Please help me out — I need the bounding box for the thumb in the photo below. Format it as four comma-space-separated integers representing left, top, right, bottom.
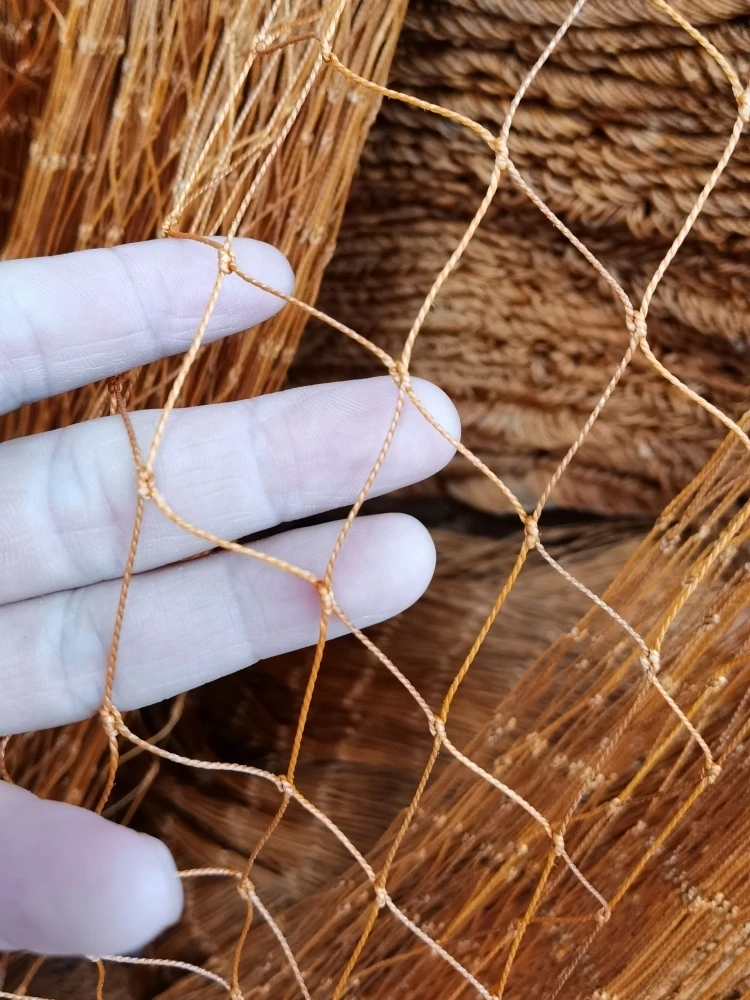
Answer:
0, 782, 183, 956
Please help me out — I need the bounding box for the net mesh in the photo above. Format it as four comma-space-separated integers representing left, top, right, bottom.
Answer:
2, 0, 750, 998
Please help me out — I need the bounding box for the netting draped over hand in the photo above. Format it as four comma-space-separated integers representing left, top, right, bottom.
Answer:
2, 1, 749, 998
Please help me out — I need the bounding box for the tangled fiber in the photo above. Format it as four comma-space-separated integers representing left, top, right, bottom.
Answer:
293, 0, 750, 516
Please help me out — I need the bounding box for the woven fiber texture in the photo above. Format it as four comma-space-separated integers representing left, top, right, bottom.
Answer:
292, 0, 750, 516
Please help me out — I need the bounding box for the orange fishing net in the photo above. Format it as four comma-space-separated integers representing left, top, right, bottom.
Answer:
2, 1, 750, 999
295, 0, 750, 518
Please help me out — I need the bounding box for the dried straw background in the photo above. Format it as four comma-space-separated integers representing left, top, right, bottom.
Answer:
293, 0, 750, 517
2, 1, 750, 998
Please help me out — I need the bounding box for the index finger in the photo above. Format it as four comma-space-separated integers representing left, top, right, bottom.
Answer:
0, 237, 294, 416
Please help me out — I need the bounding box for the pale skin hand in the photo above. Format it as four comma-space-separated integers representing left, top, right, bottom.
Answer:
0, 238, 460, 958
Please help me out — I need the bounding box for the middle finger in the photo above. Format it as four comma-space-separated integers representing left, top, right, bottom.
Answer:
0, 377, 458, 604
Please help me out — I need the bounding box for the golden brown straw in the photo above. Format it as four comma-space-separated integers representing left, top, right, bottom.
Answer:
2, 0, 750, 998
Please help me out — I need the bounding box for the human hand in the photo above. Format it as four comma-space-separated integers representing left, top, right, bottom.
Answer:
0, 238, 459, 958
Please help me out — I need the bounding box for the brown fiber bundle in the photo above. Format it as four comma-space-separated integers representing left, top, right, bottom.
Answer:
293, 0, 750, 516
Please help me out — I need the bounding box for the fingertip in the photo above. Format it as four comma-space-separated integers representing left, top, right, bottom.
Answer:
124, 833, 184, 953
83, 827, 184, 956
390, 512, 438, 609
157, 234, 295, 341
385, 509, 437, 586
216, 236, 295, 329
0, 783, 183, 957
409, 376, 462, 448
333, 512, 437, 626
230, 236, 295, 298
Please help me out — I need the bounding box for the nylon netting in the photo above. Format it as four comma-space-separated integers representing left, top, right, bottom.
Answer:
2, 0, 750, 998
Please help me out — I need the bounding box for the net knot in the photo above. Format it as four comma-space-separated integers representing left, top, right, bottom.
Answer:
237, 876, 254, 901
315, 580, 334, 615
319, 39, 333, 62
432, 716, 447, 743
524, 518, 540, 549
137, 467, 156, 499
631, 310, 648, 344
488, 135, 510, 170
388, 358, 411, 391
607, 796, 623, 816
229, 988, 245, 1000
705, 760, 721, 785
596, 906, 612, 927
99, 704, 122, 740
552, 833, 565, 857
277, 774, 294, 797
218, 246, 236, 275
738, 89, 750, 124
640, 649, 660, 680
374, 885, 388, 909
